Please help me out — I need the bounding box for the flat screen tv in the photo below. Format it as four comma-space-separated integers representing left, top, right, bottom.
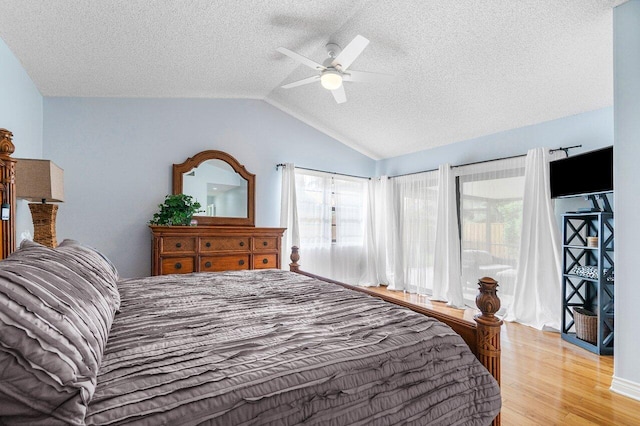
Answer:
549, 146, 613, 199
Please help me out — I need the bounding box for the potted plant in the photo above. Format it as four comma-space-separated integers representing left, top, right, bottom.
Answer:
149, 194, 203, 226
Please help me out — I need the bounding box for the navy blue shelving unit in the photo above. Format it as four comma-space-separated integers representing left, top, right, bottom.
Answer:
560, 209, 614, 355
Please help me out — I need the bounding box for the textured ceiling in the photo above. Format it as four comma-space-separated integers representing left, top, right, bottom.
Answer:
0, 1, 626, 159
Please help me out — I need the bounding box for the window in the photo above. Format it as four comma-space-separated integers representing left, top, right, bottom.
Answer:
457, 160, 526, 301
382, 172, 439, 294
293, 169, 370, 284
295, 171, 366, 247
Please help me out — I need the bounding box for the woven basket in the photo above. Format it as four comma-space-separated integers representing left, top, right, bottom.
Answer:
574, 308, 597, 344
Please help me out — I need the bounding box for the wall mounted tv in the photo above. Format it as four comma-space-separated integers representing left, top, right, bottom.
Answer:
550, 146, 613, 199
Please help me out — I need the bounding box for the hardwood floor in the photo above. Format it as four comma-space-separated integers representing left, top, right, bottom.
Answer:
500, 322, 640, 425
368, 287, 640, 425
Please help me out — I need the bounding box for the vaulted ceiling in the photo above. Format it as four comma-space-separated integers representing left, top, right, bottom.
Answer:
0, 1, 626, 159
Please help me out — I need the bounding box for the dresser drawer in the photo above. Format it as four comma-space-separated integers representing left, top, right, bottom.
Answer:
254, 237, 278, 251
162, 237, 196, 254
200, 237, 251, 252
161, 257, 195, 274
253, 254, 278, 269
200, 255, 250, 272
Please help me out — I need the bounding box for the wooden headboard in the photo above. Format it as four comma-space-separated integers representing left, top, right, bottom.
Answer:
0, 128, 17, 259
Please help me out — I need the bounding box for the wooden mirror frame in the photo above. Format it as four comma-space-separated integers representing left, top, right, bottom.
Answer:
173, 150, 255, 226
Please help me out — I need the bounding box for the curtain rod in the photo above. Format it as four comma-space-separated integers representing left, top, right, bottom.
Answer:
277, 144, 582, 180
388, 144, 581, 179
276, 164, 371, 180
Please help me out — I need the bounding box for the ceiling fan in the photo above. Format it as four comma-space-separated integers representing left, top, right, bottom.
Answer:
277, 35, 390, 104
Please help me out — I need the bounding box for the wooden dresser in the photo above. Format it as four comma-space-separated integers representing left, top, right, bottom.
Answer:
150, 226, 286, 276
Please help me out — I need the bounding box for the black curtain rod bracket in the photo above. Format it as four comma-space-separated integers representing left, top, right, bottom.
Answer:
549, 144, 582, 156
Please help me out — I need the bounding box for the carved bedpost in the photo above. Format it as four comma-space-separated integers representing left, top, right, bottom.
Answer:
474, 276, 502, 426
0, 129, 16, 258
289, 246, 300, 272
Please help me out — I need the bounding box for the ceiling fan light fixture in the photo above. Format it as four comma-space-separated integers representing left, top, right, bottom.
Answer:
320, 70, 343, 90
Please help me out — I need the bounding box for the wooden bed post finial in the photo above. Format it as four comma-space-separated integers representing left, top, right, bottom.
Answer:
476, 276, 500, 320
474, 276, 502, 426
289, 246, 300, 272
0, 129, 15, 156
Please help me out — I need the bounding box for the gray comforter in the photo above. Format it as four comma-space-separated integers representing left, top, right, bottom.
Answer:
86, 270, 500, 425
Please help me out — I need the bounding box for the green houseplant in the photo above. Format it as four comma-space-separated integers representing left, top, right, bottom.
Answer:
149, 194, 203, 226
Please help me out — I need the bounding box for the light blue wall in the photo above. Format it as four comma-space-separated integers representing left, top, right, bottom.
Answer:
0, 38, 43, 240
42, 97, 375, 277
378, 107, 614, 216
377, 107, 613, 177
613, 0, 640, 397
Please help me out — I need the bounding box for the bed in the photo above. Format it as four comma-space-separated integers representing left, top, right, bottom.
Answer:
0, 133, 502, 425
0, 239, 502, 425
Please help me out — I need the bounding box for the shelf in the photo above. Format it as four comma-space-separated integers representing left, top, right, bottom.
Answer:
563, 274, 598, 282
563, 274, 614, 284
561, 208, 614, 356
563, 211, 613, 217
561, 332, 613, 355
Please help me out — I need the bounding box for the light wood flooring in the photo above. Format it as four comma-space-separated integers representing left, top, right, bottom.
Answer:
368, 287, 640, 425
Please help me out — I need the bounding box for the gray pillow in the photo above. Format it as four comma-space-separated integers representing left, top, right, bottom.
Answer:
0, 240, 120, 424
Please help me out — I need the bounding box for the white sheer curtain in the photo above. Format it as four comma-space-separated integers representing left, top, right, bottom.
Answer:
505, 148, 564, 330
279, 163, 299, 263
432, 164, 464, 308
294, 171, 332, 276
385, 171, 439, 294
288, 169, 374, 285
360, 180, 379, 286
456, 156, 526, 307
373, 177, 393, 285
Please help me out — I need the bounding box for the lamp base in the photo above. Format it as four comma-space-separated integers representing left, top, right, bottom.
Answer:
28, 203, 58, 248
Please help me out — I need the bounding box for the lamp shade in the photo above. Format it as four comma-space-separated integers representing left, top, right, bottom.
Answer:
15, 159, 64, 203
320, 70, 343, 90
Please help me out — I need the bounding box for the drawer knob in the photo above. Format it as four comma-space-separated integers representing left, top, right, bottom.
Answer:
239, 260, 245, 266
176, 242, 182, 248
206, 242, 211, 248
263, 241, 268, 246
205, 261, 212, 268
175, 262, 182, 270
239, 241, 245, 247
262, 258, 269, 264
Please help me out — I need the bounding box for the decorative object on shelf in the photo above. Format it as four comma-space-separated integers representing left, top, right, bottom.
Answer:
573, 308, 597, 344
15, 159, 64, 248
587, 236, 598, 247
570, 265, 614, 282
149, 194, 203, 226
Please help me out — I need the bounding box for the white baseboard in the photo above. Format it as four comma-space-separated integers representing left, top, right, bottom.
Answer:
611, 375, 640, 401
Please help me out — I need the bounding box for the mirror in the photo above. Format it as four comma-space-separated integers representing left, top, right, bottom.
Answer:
173, 150, 255, 226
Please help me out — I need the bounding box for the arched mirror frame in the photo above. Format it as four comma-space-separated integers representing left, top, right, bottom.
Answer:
173, 150, 255, 226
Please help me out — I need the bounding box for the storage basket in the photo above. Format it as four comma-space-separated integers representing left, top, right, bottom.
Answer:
574, 308, 597, 344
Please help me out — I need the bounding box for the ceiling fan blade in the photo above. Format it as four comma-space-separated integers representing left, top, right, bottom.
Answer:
277, 47, 326, 70
343, 70, 393, 83
331, 35, 369, 71
281, 75, 320, 89
331, 85, 347, 104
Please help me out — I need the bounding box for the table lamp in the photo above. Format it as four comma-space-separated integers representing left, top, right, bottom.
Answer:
15, 159, 64, 247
